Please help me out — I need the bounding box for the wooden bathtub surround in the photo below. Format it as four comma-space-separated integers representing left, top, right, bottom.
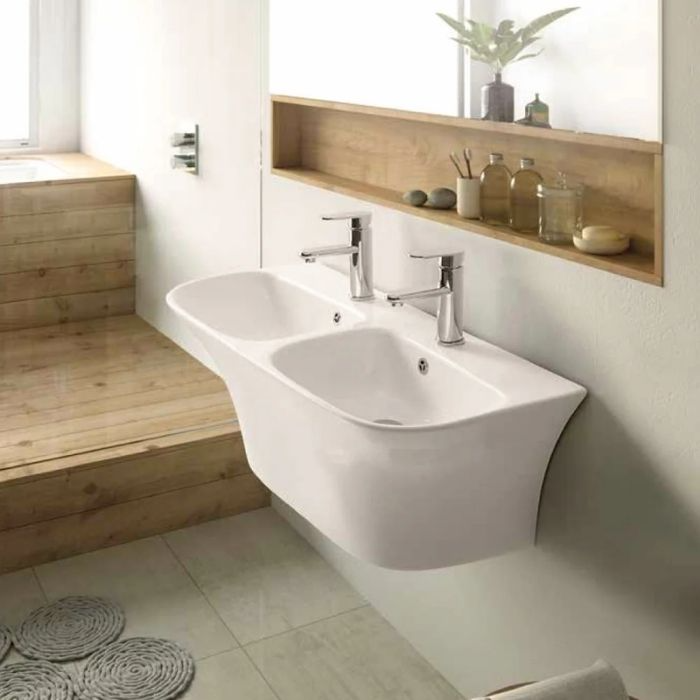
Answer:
0, 315, 270, 574
271, 96, 664, 286
0, 153, 136, 331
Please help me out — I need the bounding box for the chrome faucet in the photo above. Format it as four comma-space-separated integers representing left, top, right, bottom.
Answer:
387, 252, 465, 346
300, 212, 374, 301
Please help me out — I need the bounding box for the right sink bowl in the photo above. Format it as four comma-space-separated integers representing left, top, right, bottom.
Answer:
271, 326, 506, 428
168, 264, 586, 570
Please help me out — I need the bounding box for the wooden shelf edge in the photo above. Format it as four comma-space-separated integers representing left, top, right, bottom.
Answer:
0, 421, 241, 488
272, 167, 662, 287
271, 95, 663, 155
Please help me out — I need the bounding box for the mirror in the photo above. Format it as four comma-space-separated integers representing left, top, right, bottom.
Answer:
269, 0, 661, 141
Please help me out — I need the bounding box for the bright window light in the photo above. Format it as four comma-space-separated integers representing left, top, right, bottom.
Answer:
0, 0, 35, 145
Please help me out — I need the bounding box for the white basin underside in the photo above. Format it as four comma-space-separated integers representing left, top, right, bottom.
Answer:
168, 264, 585, 570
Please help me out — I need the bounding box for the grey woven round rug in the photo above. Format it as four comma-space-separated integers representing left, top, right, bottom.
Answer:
0, 623, 11, 663
0, 660, 74, 700
14, 596, 125, 662
77, 637, 195, 700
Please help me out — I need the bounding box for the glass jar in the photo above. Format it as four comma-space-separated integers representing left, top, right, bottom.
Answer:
510, 158, 543, 233
480, 153, 512, 226
537, 173, 584, 244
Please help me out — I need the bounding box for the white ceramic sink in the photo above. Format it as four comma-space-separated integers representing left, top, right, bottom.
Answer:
169, 270, 363, 341
168, 264, 586, 570
271, 327, 505, 427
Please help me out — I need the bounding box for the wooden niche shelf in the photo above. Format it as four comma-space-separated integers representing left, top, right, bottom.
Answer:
271, 96, 664, 286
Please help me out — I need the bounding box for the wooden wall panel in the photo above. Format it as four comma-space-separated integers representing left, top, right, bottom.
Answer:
0, 288, 135, 333
0, 179, 135, 217
0, 206, 134, 246
0, 261, 135, 304
0, 472, 270, 574
0, 433, 251, 531
0, 234, 134, 274
0, 165, 136, 330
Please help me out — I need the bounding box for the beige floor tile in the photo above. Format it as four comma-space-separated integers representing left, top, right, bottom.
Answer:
165, 508, 366, 644
184, 649, 277, 700
34, 537, 237, 660
247, 607, 463, 700
0, 568, 47, 666
0, 568, 45, 627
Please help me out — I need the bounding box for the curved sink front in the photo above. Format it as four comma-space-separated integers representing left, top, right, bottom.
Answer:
271, 327, 505, 429
168, 264, 586, 570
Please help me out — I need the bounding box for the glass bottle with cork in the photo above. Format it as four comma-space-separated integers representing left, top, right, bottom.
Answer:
480, 153, 511, 226
510, 158, 543, 233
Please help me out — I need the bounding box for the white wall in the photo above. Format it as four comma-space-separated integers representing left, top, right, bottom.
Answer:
263, 2, 700, 699
471, 0, 660, 139
80, 0, 262, 361
270, 0, 461, 116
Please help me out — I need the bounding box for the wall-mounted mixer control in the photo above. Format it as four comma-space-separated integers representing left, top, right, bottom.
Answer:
170, 125, 199, 174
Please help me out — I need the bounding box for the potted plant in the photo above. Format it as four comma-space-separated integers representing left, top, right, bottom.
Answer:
438, 8, 579, 123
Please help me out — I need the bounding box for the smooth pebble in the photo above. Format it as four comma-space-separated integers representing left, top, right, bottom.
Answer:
427, 187, 457, 210
403, 189, 428, 207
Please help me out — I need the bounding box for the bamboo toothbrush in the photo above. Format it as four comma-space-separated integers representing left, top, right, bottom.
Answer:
449, 152, 466, 179
463, 148, 473, 179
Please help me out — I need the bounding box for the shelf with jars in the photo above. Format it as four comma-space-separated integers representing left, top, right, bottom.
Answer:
271, 96, 663, 286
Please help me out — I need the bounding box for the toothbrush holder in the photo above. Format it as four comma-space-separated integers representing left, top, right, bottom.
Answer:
457, 178, 481, 220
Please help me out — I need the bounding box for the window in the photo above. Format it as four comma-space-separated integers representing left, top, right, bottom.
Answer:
0, 0, 38, 147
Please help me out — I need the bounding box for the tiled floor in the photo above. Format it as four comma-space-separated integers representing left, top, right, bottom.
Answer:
0, 508, 463, 700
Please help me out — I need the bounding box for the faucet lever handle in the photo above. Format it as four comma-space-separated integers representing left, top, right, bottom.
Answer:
409, 251, 465, 269
321, 211, 372, 228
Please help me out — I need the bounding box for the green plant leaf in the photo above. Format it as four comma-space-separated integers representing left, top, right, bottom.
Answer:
521, 7, 579, 40
467, 20, 495, 47
436, 13, 470, 38
513, 50, 544, 63
497, 41, 528, 66
438, 6, 578, 72
495, 20, 516, 40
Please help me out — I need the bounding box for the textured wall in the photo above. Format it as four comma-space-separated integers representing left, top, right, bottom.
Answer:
264, 1, 700, 697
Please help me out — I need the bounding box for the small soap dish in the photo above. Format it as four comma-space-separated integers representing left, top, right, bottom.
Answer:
574, 226, 630, 256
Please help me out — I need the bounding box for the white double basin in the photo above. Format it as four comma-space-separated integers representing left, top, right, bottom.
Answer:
168, 264, 585, 570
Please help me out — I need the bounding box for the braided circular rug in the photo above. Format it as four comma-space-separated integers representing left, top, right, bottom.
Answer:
0, 623, 11, 663
77, 638, 195, 700
0, 660, 74, 700
14, 596, 125, 662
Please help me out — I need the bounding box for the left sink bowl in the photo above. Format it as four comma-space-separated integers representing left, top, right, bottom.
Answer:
168, 269, 364, 342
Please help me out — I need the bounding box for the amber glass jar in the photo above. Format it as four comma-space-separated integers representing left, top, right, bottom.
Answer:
510, 158, 543, 233
480, 153, 511, 226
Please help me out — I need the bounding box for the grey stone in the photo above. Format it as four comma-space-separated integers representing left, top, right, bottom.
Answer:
427, 188, 457, 210
402, 190, 428, 207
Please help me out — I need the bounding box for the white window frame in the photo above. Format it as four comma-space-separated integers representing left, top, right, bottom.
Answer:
0, 0, 40, 150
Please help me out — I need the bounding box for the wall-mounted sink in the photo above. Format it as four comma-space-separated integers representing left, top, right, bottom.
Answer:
168, 264, 586, 570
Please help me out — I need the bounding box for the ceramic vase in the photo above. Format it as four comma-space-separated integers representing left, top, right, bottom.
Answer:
482, 73, 514, 123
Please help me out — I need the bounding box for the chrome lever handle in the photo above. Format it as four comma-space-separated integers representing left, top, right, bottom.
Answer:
321, 211, 372, 228
409, 251, 465, 269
